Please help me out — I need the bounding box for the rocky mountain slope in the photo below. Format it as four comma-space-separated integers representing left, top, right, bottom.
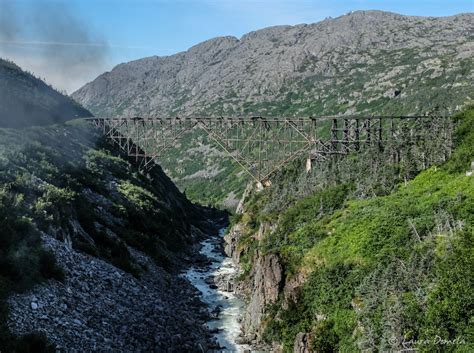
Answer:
9, 234, 209, 351
224, 107, 474, 352
0, 58, 91, 128
72, 10, 474, 208
0, 120, 225, 351
73, 11, 473, 118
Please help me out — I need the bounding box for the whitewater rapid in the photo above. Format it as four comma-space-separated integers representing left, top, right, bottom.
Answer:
184, 229, 250, 352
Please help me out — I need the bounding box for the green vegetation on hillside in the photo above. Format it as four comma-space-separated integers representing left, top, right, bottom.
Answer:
0, 121, 211, 351
235, 108, 474, 352
155, 130, 251, 208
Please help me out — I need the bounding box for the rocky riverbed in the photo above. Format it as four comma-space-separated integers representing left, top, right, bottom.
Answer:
8, 232, 216, 352
7, 224, 265, 352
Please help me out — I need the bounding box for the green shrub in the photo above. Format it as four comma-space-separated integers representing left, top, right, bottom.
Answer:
13, 333, 55, 353
118, 180, 158, 211
39, 250, 65, 282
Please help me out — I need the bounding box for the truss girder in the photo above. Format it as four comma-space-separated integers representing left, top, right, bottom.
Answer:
89, 116, 452, 182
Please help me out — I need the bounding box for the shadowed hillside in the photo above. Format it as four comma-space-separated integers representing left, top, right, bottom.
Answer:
0, 58, 224, 351
0, 59, 91, 128
0, 120, 224, 351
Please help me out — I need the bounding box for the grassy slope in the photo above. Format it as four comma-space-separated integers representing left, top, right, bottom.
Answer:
237, 108, 474, 352
0, 121, 210, 351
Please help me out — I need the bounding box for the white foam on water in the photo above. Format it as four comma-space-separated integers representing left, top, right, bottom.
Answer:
184, 229, 250, 352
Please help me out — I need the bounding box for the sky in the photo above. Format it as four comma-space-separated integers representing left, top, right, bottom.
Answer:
0, 0, 473, 93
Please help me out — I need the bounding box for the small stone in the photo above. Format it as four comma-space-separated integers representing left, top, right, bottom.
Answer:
31, 302, 39, 310
235, 337, 249, 345
171, 334, 182, 345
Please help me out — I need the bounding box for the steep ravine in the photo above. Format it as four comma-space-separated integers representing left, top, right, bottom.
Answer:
7, 218, 272, 352
1, 119, 282, 352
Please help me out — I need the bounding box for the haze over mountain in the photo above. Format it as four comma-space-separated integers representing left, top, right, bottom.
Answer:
73, 10, 474, 118
0, 58, 91, 128
0, 1, 110, 93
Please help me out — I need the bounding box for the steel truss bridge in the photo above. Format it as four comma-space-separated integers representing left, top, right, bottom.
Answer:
88, 116, 452, 185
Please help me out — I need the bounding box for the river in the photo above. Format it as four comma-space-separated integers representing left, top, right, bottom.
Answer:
184, 229, 251, 352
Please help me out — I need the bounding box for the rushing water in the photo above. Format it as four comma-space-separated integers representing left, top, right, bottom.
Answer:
184, 229, 250, 352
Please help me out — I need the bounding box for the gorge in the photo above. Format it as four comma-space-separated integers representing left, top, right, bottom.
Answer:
0, 8, 473, 353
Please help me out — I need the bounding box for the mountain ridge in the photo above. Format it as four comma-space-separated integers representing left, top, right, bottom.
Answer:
73, 10, 473, 118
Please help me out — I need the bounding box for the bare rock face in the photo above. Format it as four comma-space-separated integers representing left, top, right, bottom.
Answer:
73, 11, 474, 118
224, 223, 243, 263
293, 332, 312, 353
223, 203, 313, 352
225, 218, 285, 343
242, 251, 283, 335
283, 271, 308, 309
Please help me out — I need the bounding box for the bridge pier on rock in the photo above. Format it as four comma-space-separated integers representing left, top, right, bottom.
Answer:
88, 115, 453, 187
306, 158, 312, 173
256, 179, 272, 191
